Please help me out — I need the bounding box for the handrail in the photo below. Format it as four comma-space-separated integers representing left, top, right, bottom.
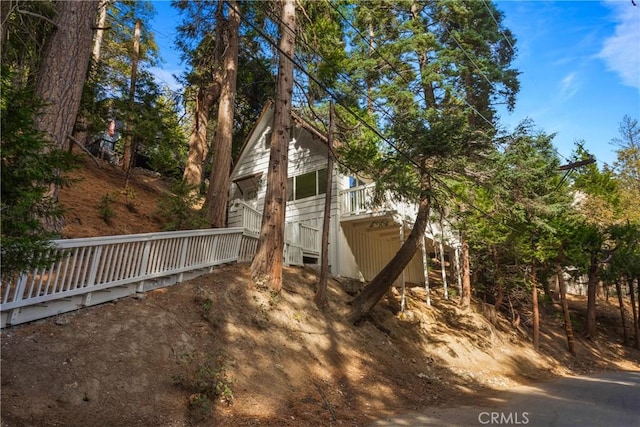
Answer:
1, 228, 243, 326
340, 184, 375, 215
299, 223, 319, 254
235, 200, 262, 237
340, 183, 399, 216
235, 199, 321, 257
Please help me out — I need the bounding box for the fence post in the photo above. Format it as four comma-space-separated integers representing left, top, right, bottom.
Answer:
86, 246, 102, 287
137, 240, 152, 293
7, 274, 28, 325
177, 237, 189, 283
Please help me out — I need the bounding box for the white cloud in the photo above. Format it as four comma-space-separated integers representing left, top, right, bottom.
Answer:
598, 1, 640, 91
560, 72, 579, 98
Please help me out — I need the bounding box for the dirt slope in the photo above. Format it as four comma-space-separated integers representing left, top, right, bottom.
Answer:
1, 154, 639, 426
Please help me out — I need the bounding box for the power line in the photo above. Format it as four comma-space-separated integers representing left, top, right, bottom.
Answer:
481, 0, 515, 54
226, 0, 436, 192
224, 0, 529, 230
330, 1, 497, 130
327, 2, 427, 106
476, 1, 570, 163
271, 0, 497, 131
263, 4, 406, 127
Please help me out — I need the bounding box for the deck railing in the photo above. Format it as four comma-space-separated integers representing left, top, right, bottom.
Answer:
1, 228, 243, 327
340, 184, 375, 215
234, 200, 320, 264
240, 202, 262, 237
340, 183, 402, 217
298, 223, 319, 254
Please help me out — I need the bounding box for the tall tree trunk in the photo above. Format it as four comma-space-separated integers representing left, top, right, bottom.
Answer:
0, 0, 14, 50
349, 195, 431, 323
454, 245, 462, 301
92, 1, 109, 64
71, 0, 109, 151
33, 0, 99, 231
410, 2, 437, 108
183, 0, 225, 191
123, 19, 140, 175
206, 0, 240, 227
421, 236, 431, 307
438, 215, 448, 299
183, 85, 220, 188
250, 0, 295, 293
584, 254, 599, 339
557, 263, 576, 355
532, 267, 540, 352
629, 276, 639, 350
493, 245, 504, 312
459, 234, 471, 309
315, 101, 334, 308
615, 279, 629, 347
34, 0, 99, 149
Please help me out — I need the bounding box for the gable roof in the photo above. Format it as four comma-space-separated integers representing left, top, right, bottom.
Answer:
231, 100, 274, 177
231, 101, 331, 178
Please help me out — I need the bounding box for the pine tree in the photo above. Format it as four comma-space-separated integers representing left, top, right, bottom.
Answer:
206, 0, 241, 227
250, 0, 296, 293
1, 67, 78, 277
343, 0, 519, 322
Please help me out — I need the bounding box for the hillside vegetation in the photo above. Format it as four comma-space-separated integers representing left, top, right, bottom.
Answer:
1, 154, 638, 426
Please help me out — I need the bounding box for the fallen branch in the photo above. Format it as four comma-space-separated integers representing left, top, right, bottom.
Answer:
68, 135, 101, 168
315, 382, 337, 422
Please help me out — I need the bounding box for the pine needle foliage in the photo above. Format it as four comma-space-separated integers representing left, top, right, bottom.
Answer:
156, 180, 209, 231
1, 67, 79, 277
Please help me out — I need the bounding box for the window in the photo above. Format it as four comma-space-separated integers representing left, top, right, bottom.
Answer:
234, 173, 262, 201
349, 175, 366, 188
287, 168, 327, 201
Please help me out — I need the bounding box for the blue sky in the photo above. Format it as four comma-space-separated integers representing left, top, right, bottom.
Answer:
150, 1, 640, 167
495, 0, 639, 166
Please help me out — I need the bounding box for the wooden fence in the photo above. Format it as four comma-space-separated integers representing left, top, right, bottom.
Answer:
1, 228, 243, 328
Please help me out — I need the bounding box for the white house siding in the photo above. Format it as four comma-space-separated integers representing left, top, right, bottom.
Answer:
341, 224, 399, 284
227, 103, 345, 273
340, 221, 440, 286
227, 102, 457, 283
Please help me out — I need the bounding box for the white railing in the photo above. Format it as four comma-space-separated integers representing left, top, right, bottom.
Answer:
240, 202, 262, 237
284, 245, 304, 266
299, 223, 319, 254
234, 200, 321, 264
1, 227, 243, 327
340, 183, 402, 217
340, 184, 375, 215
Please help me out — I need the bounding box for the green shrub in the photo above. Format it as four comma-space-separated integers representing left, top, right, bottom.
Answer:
1, 66, 79, 277
156, 180, 208, 231
120, 186, 138, 212
97, 193, 117, 225
173, 352, 234, 422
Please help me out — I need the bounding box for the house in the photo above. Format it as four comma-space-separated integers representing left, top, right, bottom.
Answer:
227, 101, 460, 288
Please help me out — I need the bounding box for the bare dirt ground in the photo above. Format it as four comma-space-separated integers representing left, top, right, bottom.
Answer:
1, 154, 639, 426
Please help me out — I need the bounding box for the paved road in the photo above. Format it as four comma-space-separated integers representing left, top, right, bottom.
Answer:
371, 371, 640, 427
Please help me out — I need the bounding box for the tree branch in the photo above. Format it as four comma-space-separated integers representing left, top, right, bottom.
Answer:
15, 8, 57, 28
68, 135, 102, 168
